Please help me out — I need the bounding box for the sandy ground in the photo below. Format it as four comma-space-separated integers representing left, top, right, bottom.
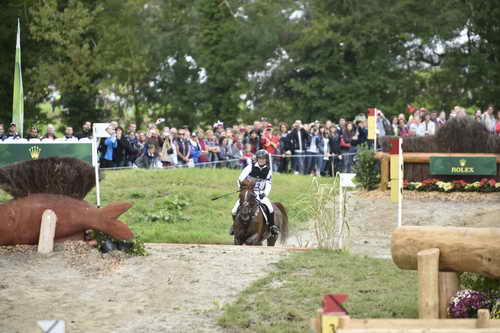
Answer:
286, 190, 500, 258
2, 190, 500, 332
0, 243, 288, 333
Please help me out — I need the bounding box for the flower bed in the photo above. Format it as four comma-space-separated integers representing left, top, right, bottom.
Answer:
404, 178, 500, 192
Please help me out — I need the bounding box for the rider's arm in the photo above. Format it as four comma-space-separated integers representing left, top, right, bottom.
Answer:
264, 169, 272, 197
237, 164, 252, 188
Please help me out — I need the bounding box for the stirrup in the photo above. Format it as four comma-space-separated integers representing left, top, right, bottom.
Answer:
269, 225, 280, 235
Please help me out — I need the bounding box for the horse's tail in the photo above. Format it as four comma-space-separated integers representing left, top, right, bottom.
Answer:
274, 202, 289, 244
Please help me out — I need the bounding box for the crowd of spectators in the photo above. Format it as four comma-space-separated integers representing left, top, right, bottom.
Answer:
0, 104, 497, 175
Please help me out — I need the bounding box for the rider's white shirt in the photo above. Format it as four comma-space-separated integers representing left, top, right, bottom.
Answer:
237, 162, 272, 197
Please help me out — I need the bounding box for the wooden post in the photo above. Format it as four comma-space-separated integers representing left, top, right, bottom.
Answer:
476, 309, 491, 328
38, 209, 57, 254
418, 248, 440, 319
381, 153, 389, 191
438, 272, 459, 318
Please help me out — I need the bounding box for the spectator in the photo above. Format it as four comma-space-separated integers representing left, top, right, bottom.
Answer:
206, 130, 220, 167
189, 132, 202, 165
76, 121, 92, 139
315, 126, 329, 176
26, 127, 40, 141
126, 130, 141, 166
99, 126, 117, 168
135, 144, 162, 169
481, 105, 496, 134
437, 111, 446, 128
42, 124, 57, 140
195, 130, 209, 166
397, 119, 409, 137
327, 127, 342, 176
127, 123, 137, 136
0, 124, 5, 140
418, 113, 436, 136
289, 120, 310, 175
278, 123, 291, 173
64, 127, 77, 140
240, 143, 254, 168
175, 129, 191, 166
6, 123, 21, 140
340, 122, 355, 172
245, 129, 260, 153
305, 126, 319, 175
391, 116, 399, 136
113, 127, 129, 167
496, 111, 500, 136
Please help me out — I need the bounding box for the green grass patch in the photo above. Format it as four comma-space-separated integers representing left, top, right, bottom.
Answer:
0, 168, 325, 243
218, 250, 418, 333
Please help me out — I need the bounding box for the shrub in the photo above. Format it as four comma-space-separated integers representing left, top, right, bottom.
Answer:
353, 144, 380, 190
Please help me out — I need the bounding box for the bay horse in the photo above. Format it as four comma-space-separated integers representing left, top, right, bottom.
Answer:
233, 178, 289, 246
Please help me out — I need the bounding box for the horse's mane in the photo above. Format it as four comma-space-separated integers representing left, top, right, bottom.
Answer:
240, 177, 257, 190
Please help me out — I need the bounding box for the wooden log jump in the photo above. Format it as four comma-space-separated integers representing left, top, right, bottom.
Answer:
392, 226, 500, 279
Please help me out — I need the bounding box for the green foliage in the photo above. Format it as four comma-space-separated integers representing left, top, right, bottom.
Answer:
353, 144, 380, 190
90, 230, 148, 256
460, 272, 500, 294
3, 0, 500, 127
141, 194, 191, 223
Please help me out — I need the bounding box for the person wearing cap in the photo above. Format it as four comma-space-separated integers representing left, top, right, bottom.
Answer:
0, 124, 6, 140
230, 149, 279, 236
6, 123, 20, 140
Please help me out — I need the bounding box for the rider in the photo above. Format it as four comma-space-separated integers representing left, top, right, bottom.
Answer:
230, 149, 279, 235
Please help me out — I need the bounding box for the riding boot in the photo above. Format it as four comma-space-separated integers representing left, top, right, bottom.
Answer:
268, 211, 279, 235
229, 214, 236, 235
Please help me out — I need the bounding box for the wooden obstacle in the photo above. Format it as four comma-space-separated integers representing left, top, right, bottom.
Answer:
312, 226, 500, 332
38, 209, 57, 254
312, 309, 500, 332
375, 152, 500, 186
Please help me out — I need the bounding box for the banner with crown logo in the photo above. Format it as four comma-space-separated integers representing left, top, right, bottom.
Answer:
430, 156, 496, 176
0, 143, 92, 166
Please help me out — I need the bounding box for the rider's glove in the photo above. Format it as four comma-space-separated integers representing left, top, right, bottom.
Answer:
259, 193, 265, 200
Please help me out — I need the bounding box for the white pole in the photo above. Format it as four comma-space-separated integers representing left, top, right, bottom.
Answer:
93, 125, 101, 208
337, 175, 344, 249
374, 110, 378, 152
397, 137, 403, 227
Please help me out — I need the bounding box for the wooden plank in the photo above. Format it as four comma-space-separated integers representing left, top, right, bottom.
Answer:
418, 248, 440, 319
38, 209, 57, 254
439, 272, 459, 318
340, 318, 482, 329
380, 153, 389, 191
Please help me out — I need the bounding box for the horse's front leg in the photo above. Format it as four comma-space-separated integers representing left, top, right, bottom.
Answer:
245, 233, 262, 245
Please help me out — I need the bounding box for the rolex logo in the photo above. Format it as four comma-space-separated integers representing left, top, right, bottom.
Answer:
459, 159, 466, 167
29, 146, 41, 159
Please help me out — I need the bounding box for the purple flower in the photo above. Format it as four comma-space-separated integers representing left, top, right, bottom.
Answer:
448, 290, 491, 318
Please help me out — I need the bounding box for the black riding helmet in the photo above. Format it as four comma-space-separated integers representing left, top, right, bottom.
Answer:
255, 149, 269, 162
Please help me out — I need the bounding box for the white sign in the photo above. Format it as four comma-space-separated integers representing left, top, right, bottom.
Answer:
93, 123, 111, 138
38, 320, 65, 333
339, 173, 356, 188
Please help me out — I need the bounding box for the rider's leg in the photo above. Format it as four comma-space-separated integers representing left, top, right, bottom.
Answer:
229, 200, 239, 235
261, 197, 279, 235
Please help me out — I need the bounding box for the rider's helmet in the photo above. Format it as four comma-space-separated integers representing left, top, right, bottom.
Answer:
255, 149, 269, 165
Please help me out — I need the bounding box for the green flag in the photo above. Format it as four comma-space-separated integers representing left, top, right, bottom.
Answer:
12, 19, 24, 137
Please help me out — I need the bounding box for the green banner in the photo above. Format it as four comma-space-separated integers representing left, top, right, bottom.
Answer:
0, 143, 93, 166
430, 156, 497, 176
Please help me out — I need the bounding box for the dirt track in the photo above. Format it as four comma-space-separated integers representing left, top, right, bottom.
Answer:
2, 190, 500, 332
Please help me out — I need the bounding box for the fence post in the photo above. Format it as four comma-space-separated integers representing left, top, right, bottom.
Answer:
38, 209, 57, 254
418, 248, 440, 319
438, 272, 459, 318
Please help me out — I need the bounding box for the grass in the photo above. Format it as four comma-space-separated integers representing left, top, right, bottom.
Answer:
218, 250, 418, 333
0, 168, 323, 243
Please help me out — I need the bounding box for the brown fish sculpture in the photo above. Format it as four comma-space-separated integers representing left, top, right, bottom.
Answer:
0, 194, 134, 246
0, 157, 134, 246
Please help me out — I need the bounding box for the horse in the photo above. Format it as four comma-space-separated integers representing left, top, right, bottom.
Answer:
232, 178, 289, 246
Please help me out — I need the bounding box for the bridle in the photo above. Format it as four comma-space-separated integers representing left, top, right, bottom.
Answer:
238, 187, 257, 224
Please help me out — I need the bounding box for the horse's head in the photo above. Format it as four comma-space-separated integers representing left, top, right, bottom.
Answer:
240, 177, 256, 191
238, 179, 257, 221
